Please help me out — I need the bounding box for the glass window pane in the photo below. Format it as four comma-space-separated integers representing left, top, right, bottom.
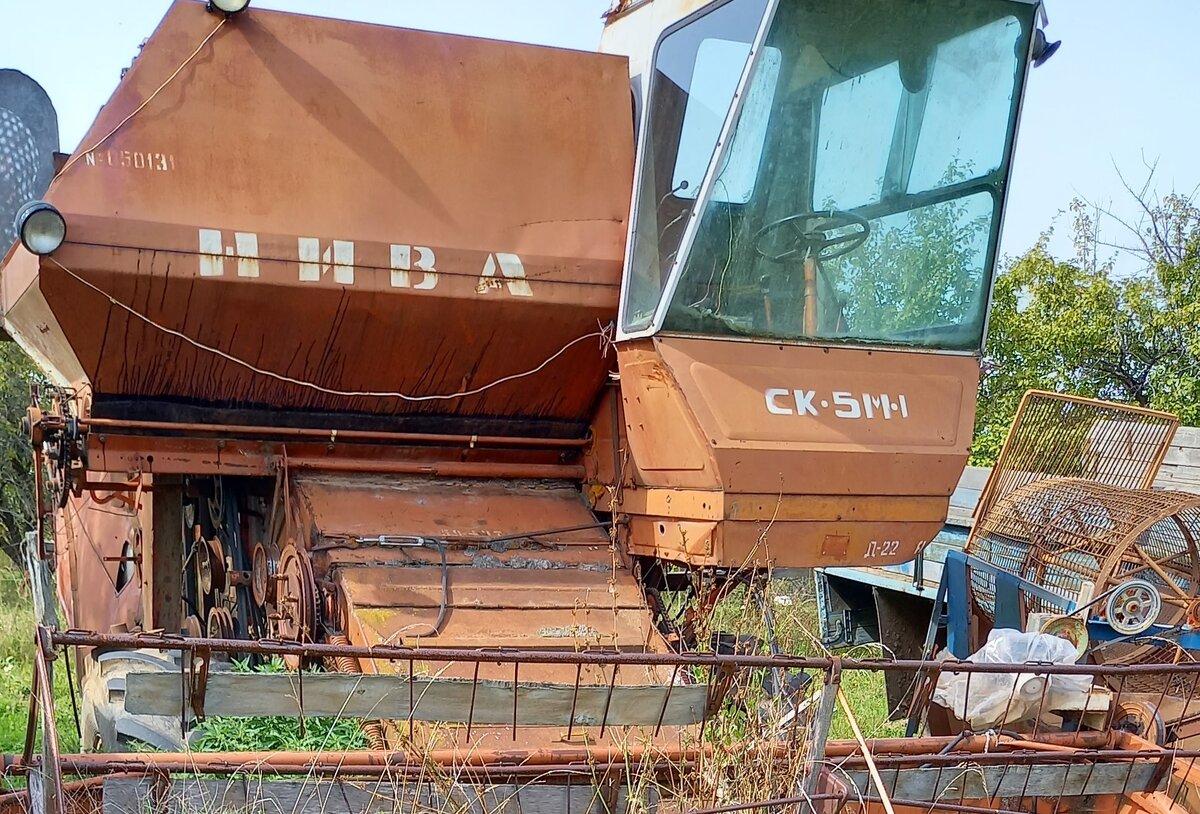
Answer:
908, 16, 1022, 192
651, 0, 1033, 352
620, 0, 768, 333
674, 41, 781, 205
813, 64, 903, 210
821, 192, 996, 347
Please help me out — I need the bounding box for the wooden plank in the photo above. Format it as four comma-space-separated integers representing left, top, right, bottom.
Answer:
844, 760, 1164, 800
103, 776, 649, 814
1157, 462, 1200, 477
958, 466, 992, 490
1155, 467, 1200, 489
125, 672, 708, 726
945, 506, 976, 529
1171, 427, 1200, 449
146, 475, 184, 635
949, 485, 982, 509
1163, 446, 1200, 467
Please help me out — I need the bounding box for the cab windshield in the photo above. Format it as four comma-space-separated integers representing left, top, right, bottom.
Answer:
623, 0, 1035, 352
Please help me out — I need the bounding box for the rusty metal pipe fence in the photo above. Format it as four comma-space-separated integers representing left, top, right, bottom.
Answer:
17, 626, 1200, 814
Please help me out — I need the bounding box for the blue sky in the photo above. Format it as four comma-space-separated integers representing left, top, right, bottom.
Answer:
3, 0, 1197, 270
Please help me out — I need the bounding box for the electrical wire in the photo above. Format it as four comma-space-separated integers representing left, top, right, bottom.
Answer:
418, 540, 451, 639
358, 536, 449, 638
47, 257, 613, 402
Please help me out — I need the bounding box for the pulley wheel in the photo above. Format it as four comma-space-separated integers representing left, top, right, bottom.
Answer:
274, 544, 318, 651
182, 615, 204, 639
251, 542, 274, 607
206, 538, 227, 593
1186, 598, 1200, 628
196, 539, 213, 594
1104, 579, 1162, 636
206, 606, 235, 639
1113, 701, 1166, 746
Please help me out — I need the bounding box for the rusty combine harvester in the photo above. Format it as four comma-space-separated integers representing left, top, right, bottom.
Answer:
6, 1, 1200, 813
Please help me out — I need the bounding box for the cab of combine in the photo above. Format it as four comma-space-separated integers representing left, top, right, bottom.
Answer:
595, 0, 1037, 569
597, 0, 1041, 571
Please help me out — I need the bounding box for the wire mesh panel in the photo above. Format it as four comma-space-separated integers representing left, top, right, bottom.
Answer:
0, 70, 59, 248
967, 478, 1200, 692
974, 391, 1179, 528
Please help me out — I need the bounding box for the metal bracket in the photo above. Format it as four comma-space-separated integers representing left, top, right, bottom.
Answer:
188, 647, 211, 723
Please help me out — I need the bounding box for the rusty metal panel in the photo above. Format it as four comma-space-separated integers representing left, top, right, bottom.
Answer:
348, 604, 655, 652
615, 336, 978, 568
338, 566, 647, 611
295, 474, 608, 543
55, 483, 145, 642
7, 1, 633, 422
290, 472, 666, 684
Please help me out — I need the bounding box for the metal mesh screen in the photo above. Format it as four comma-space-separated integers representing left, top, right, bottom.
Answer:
968, 478, 1200, 693
0, 106, 38, 247
973, 391, 1179, 528
0, 70, 59, 249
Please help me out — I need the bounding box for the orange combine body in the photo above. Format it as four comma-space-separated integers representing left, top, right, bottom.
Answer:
2, 0, 1040, 758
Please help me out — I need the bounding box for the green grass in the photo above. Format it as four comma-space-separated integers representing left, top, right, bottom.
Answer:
192, 658, 368, 752
0, 561, 79, 773
707, 575, 906, 741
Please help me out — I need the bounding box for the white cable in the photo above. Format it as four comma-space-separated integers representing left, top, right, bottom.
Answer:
58, 17, 228, 179
48, 257, 613, 402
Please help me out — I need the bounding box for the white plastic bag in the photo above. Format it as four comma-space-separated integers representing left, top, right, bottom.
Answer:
931, 628, 1093, 729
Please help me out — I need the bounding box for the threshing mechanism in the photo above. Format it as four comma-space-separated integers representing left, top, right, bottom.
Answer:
11, 2, 1191, 813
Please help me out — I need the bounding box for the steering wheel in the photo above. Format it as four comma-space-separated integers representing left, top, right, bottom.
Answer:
753, 210, 871, 263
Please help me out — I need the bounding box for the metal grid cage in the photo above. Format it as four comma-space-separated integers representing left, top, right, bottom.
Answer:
974, 391, 1179, 528
967, 477, 1200, 693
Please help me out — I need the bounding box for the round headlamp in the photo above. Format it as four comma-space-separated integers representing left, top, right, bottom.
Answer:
207, 0, 250, 15
14, 200, 66, 256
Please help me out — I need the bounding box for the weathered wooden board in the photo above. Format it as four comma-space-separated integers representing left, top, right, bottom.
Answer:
845, 759, 1165, 800
947, 466, 989, 527
125, 672, 708, 726
103, 776, 654, 814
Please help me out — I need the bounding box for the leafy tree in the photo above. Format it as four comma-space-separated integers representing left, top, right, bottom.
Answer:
973, 188, 1200, 465
835, 191, 990, 340
0, 342, 38, 565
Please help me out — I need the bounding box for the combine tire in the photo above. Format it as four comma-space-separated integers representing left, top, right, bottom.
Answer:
79, 649, 191, 752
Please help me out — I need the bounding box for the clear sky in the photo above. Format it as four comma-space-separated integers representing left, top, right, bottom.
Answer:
2, 0, 1197, 269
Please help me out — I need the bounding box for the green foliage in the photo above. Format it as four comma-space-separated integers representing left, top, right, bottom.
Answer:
707, 580, 904, 740
974, 194, 1200, 464
0, 343, 39, 564
191, 658, 369, 752
836, 168, 990, 342
0, 562, 79, 758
